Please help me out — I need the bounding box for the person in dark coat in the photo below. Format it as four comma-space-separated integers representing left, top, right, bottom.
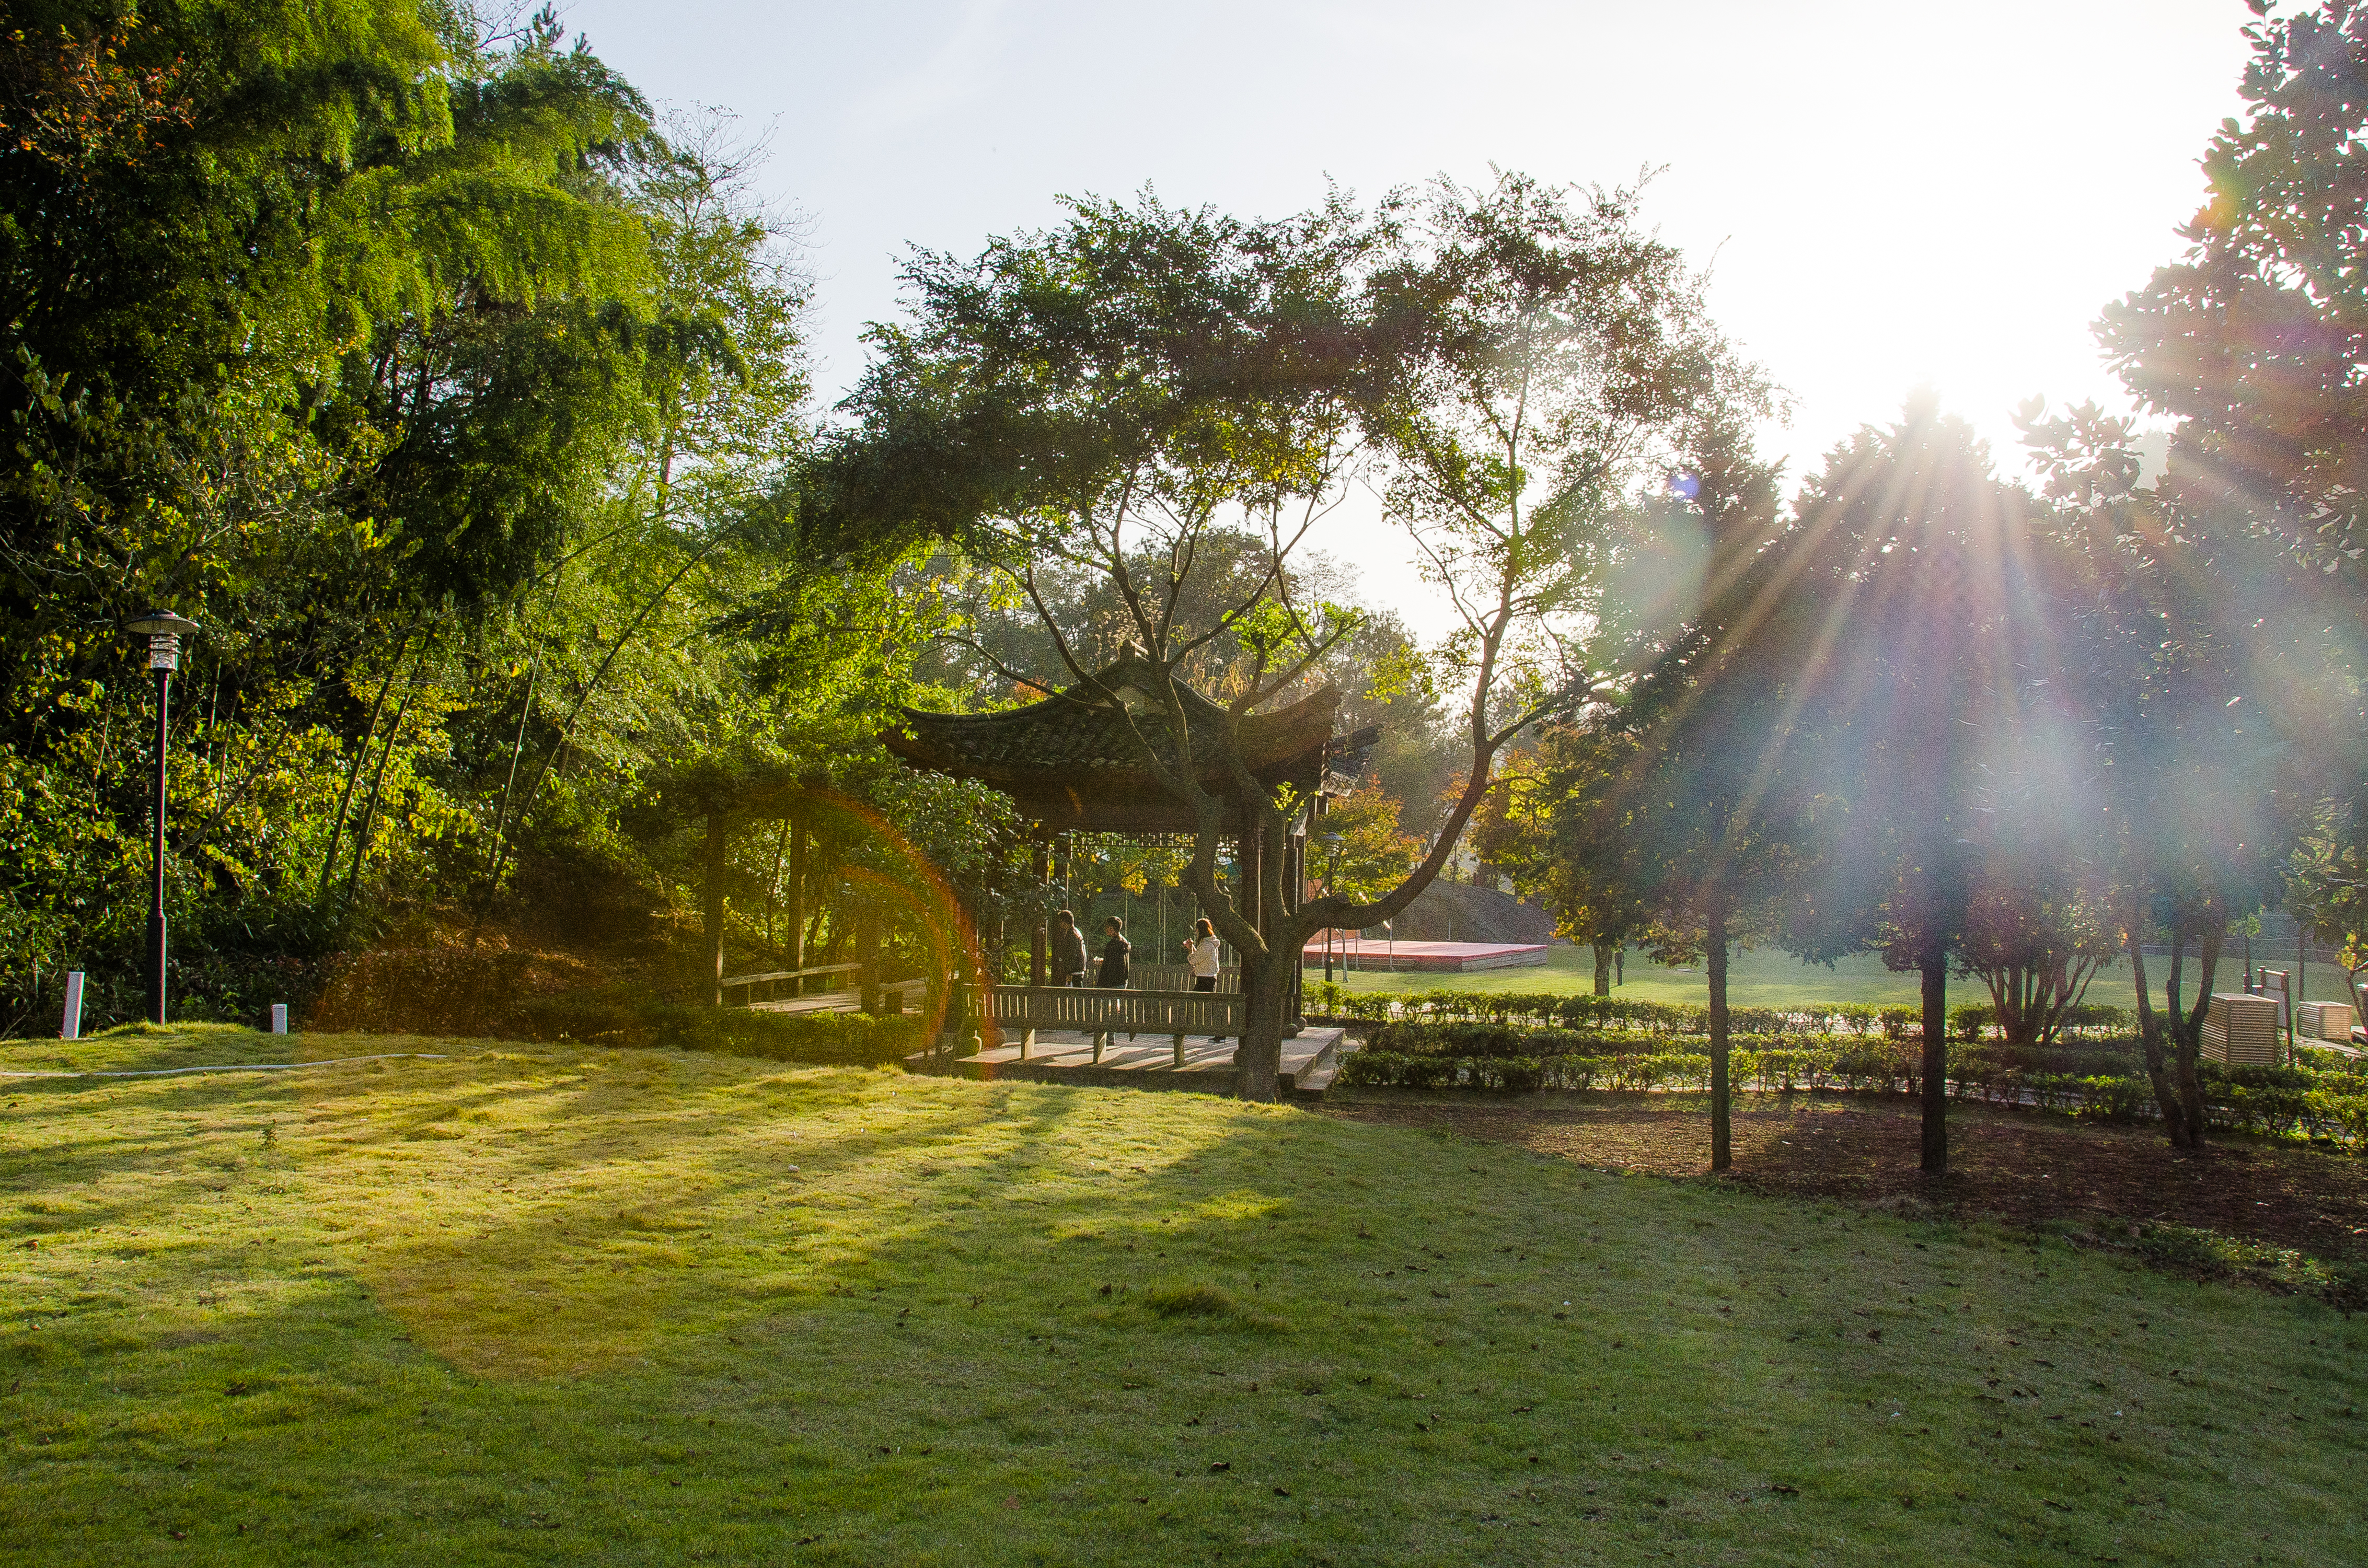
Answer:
1093, 915, 1131, 988
1090, 914, 1134, 1058
1050, 909, 1087, 986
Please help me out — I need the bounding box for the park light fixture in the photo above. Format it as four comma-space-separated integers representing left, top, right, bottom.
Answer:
124, 609, 201, 1026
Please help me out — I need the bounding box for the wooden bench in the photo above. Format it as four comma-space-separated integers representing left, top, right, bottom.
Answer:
985, 985, 1243, 1067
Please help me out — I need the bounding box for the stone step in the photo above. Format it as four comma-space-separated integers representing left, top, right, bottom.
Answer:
1290, 1060, 1340, 1098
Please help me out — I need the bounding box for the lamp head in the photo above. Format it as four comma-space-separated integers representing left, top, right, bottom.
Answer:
125, 610, 201, 672
1315, 832, 1345, 851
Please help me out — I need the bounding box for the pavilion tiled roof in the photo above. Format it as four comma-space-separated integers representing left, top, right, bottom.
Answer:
883, 655, 1375, 831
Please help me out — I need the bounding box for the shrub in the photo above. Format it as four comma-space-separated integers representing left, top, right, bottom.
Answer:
513, 991, 925, 1065
2070, 1074, 2152, 1124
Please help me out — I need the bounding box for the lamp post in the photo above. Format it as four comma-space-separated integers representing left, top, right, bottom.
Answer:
1315, 832, 1345, 985
124, 610, 200, 1026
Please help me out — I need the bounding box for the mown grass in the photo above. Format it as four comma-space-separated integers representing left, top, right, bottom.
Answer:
1338, 944, 2364, 1009
2, 1024, 2362, 1566
1337, 945, 1928, 1004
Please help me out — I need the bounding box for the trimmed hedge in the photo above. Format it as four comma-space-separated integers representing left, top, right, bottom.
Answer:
1339, 988, 2134, 1043
1340, 991, 1902, 1038
1949, 1000, 2133, 1041
511, 990, 925, 1065
1339, 1016, 2368, 1146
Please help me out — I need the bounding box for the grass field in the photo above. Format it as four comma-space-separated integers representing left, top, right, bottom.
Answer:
1337, 943, 2364, 1009
4, 1025, 2363, 1565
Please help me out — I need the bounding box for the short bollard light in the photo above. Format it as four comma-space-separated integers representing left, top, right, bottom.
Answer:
61, 970, 86, 1041
123, 609, 201, 1027
270, 1004, 289, 1035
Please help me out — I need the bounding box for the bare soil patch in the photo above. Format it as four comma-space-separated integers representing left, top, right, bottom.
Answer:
1322, 1089, 2368, 1268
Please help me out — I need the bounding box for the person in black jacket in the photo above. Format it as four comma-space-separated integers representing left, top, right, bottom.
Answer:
1090, 915, 1133, 1059
1050, 909, 1087, 986
1093, 915, 1131, 988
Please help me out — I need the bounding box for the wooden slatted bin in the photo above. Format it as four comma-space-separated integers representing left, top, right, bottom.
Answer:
2297, 1000, 2358, 1043
2201, 993, 2282, 1066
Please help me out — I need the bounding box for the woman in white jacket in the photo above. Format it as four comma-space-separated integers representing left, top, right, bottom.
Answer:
1182, 917, 1224, 1042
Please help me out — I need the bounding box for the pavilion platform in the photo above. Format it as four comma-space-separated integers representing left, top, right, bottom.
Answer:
1301, 937, 1551, 973
909, 1026, 1348, 1099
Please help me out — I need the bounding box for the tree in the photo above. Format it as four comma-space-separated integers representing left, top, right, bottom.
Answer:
1956, 816, 2120, 1052
2098, 0, 2368, 611
1486, 719, 1657, 995
1777, 407, 2055, 1174
818, 175, 1761, 1099
2289, 804, 2368, 1016
1586, 412, 1793, 1171
2022, 408, 2298, 1147
0, 3, 667, 1025
2082, 0, 2368, 1134
1314, 785, 1420, 902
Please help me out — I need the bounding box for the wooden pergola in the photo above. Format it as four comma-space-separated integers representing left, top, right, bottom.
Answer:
884, 655, 1377, 1032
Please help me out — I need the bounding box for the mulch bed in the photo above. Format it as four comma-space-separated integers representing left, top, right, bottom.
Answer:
1322, 1091, 2368, 1270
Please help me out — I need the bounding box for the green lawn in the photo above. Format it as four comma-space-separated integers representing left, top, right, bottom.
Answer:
1337, 943, 2363, 1009
4, 1026, 2363, 1566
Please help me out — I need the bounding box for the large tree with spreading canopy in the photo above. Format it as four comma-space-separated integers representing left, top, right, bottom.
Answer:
812, 173, 1765, 1099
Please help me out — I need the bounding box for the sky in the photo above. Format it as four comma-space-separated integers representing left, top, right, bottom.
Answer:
561, 0, 2257, 631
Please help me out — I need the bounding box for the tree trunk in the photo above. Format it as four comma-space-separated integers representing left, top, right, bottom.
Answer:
1707, 907, 1731, 1172
2173, 923, 2222, 1146
1235, 951, 1287, 1101
1920, 949, 1948, 1175
785, 817, 808, 995
2128, 914, 2197, 1149
318, 627, 413, 899
703, 810, 727, 1008
1592, 940, 1613, 996
859, 910, 882, 1016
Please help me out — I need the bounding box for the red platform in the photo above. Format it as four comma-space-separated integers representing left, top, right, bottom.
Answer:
1302, 936, 1552, 973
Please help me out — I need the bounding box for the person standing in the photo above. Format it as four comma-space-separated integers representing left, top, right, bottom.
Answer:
1094, 915, 1131, 988
1090, 914, 1133, 1056
1050, 909, 1087, 987
1182, 918, 1220, 992
1183, 917, 1225, 1042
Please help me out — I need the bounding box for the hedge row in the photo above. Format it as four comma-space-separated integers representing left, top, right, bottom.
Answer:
1365, 1020, 2138, 1080
1329, 991, 1908, 1037
1324, 988, 2140, 1042
1341, 1042, 1920, 1095
511, 991, 925, 1065
1338, 1036, 2368, 1147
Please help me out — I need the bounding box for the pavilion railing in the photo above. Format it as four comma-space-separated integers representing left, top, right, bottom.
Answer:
1125, 962, 1241, 993
984, 984, 1242, 1067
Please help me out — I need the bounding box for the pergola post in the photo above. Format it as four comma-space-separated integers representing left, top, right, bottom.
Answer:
1285, 810, 1307, 1031
1029, 833, 1049, 988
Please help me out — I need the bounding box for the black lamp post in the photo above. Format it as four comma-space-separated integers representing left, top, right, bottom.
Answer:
124, 609, 201, 1025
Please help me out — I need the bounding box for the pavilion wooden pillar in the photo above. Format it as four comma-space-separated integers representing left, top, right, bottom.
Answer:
1029, 832, 1050, 988
1285, 810, 1307, 1030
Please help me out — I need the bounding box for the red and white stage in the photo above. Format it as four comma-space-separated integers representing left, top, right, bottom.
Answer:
1302, 935, 1553, 973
